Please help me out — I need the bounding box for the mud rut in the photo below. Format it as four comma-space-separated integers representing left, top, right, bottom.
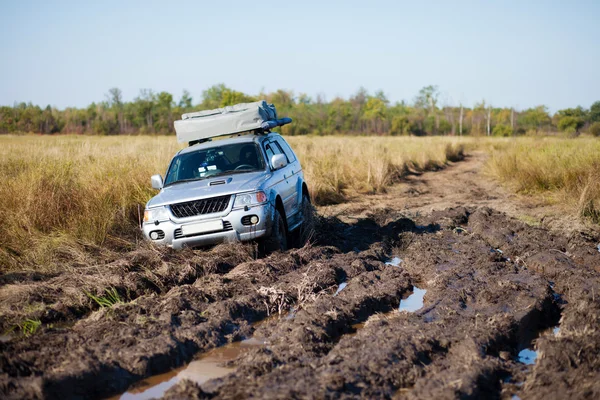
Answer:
2, 159, 600, 400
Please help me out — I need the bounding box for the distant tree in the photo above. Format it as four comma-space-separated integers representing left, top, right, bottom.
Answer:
558, 116, 584, 134
414, 85, 440, 134
106, 88, 124, 133
588, 121, 600, 137
390, 115, 412, 135
155, 91, 174, 132
555, 106, 587, 135
220, 88, 256, 107
362, 97, 388, 133
414, 85, 439, 111
201, 84, 255, 108
492, 124, 513, 137
588, 101, 600, 123
107, 88, 123, 107
135, 89, 156, 132
519, 106, 551, 133
178, 90, 193, 109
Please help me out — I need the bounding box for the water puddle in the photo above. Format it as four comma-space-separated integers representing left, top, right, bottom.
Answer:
111, 339, 264, 400
333, 282, 347, 296
517, 348, 537, 365
385, 257, 403, 267
517, 324, 560, 366
110, 316, 279, 400
399, 286, 426, 313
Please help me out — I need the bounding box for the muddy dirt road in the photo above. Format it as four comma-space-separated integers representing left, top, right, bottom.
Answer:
1, 153, 599, 400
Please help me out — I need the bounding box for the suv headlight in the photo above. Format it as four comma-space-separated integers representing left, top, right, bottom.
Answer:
233, 191, 267, 209
143, 206, 170, 222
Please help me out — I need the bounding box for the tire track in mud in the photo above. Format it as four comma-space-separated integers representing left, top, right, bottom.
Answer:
0, 212, 416, 400
1, 206, 599, 400
466, 208, 600, 399
161, 207, 573, 399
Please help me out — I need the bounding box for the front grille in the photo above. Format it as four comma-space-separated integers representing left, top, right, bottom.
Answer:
170, 195, 231, 218
174, 221, 233, 239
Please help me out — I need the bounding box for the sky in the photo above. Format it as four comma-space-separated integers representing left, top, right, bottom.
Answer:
0, 0, 598, 112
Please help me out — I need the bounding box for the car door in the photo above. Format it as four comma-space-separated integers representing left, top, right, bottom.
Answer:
264, 140, 297, 218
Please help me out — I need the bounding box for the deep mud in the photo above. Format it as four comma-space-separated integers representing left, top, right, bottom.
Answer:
2, 156, 600, 400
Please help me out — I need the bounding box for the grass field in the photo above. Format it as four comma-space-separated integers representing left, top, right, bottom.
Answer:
484, 137, 600, 222
1, 134, 599, 272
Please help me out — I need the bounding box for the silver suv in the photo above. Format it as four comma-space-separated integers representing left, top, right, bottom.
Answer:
142, 132, 310, 251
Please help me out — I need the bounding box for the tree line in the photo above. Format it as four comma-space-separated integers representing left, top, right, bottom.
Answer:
1, 84, 599, 137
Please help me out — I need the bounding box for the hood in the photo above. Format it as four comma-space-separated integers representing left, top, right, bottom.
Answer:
146, 171, 270, 208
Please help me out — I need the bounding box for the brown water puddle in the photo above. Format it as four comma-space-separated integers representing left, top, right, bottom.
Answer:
109, 338, 264, 400
108, 317, 280, 400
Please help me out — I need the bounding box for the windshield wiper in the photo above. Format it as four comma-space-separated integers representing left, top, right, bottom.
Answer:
210, 169, 258, 178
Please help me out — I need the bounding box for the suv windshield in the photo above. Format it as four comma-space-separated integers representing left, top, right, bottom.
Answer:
164, 142, 265, 186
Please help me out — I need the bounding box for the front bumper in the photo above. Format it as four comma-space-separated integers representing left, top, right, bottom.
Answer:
142, 203, 272, 249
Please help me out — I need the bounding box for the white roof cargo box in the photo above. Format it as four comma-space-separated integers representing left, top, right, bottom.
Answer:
174, 100, 291, 144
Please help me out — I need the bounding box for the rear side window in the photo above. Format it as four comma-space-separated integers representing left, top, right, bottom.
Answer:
275, 139, 297, 163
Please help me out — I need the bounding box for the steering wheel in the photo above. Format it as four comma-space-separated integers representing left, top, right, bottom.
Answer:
235, 164, 254, 171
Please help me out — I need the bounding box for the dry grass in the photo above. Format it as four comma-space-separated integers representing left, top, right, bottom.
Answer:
0, 135, 182, 271
286, 136, 468, 204
485, 137, 600, 223
0, 134, 470, 272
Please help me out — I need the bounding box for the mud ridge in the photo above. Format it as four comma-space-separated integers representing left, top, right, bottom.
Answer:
160, 207, 579, 399
0, 209, 419, 400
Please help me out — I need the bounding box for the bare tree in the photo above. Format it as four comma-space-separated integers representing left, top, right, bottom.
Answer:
459, 104, 464, 136
511, 108, 515, 133
486, 106, 492, 136
107, 87, 124, 134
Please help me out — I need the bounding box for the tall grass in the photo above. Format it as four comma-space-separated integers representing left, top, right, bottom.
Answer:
286, 136, 467, 204
485, 137, 600, 222
0, 135, 181, 270
0, 134, 468, 271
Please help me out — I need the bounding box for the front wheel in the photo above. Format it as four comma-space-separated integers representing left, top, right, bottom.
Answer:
260, 207, 288, 253
295, 192, 315, 247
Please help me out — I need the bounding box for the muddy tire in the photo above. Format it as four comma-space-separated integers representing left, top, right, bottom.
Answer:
296, 192, 315, 246
261, 207, 288, 253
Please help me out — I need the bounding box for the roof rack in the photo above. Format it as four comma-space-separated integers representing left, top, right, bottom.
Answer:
186, 128, 276, 147
174, 100, 292, 145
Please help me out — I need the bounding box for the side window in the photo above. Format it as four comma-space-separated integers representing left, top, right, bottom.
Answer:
264, 141, 285, 169
264, 143, 276, 161
276, 139, 297, 163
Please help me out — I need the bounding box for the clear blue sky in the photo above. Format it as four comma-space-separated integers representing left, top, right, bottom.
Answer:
1, 0, 598, 112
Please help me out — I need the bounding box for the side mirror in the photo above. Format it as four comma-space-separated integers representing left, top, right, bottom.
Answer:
151, 174, 164, 190
271, 154, 288, 170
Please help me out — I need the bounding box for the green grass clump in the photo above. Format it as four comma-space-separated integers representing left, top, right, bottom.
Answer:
19, 318, 42, 336
85, 287, 123, 308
